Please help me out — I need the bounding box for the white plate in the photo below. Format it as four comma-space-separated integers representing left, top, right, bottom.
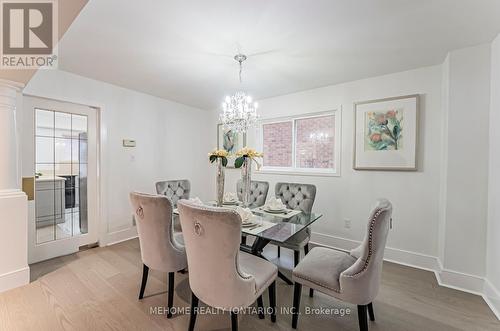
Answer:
242, 221, 256, 227
264, 207, 286, 213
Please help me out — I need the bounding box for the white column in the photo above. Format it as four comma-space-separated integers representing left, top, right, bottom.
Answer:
0, 79, 23, 191
0, 79, 29, 293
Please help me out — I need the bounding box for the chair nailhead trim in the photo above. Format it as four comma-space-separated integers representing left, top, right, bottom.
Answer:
344, 209, 383, 278
294, 274, 341, 293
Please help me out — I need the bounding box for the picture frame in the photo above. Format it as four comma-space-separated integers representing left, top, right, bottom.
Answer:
217, 124, 247, 168
353, 94, 419, 171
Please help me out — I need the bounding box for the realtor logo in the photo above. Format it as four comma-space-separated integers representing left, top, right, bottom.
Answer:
1, 0, 58, 69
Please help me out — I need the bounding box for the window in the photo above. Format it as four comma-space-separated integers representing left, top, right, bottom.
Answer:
258, 111, 341, 176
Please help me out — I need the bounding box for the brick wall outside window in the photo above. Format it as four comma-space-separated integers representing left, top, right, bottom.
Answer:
263, 121, 293, 167
296, 115, 335, 169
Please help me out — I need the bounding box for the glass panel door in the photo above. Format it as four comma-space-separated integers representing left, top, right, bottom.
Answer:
35, 109, 89, 243
24, 95, 98, 264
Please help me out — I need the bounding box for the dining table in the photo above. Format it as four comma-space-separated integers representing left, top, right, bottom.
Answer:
175, 201, 323, 285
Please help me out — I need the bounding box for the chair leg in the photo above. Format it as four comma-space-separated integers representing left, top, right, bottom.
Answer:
294, 250, 300, 267
269, 281, 276, 323
231, 311, 238, 331
257, 296, 265, 319
167, 272, 174, 318
367, 302, 375, 321
292, 282, 302, 329
188, 292, 199, 331
304, 243, 309, 255
357, 305, 368, 331
138, 264, 149, 299
277, 246, 281, 257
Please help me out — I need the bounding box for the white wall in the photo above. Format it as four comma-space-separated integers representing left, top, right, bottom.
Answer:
486, 33, 500, 318
23, 69, 213, 244
440, 44, 491, 282
221, 65, 443, 264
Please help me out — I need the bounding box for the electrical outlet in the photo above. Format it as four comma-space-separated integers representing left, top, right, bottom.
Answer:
344, 218, 351, 229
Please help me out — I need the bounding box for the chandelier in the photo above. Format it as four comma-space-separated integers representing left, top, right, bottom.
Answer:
219, 53, 259, 133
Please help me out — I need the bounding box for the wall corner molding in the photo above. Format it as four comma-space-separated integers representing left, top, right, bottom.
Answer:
483, 279, 500, 320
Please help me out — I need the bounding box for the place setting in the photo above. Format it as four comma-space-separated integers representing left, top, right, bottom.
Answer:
222, 192, 240, 206
235, 206, 276, 235
254, 197, 302, 219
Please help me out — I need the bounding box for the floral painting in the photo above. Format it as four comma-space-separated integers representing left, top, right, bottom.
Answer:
217, 124, 246, 168
364, 109, 403, 151
354, 94, 418, 170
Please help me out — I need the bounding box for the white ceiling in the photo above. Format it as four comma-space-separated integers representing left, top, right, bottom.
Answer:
58, 0, 500, 110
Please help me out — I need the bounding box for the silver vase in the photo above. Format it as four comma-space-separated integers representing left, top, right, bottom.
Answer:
241, 157, 252, 207
215, 158, 225, 207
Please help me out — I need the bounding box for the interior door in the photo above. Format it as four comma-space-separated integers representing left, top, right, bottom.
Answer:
23, 96, 99, 264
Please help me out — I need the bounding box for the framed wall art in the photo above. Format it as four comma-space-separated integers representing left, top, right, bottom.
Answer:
353, 94, 419, 171
217, 124, 247, 168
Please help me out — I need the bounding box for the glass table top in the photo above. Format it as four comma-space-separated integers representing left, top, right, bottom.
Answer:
174, 201, 323, 244
245, 209, 322, 243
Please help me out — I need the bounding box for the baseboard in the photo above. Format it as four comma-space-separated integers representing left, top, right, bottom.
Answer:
0, 266, 30, 293
435, 260, 485, 295
310, 232, 440, 272
311, 231, 499, 320
483, 279, 500, 320
103, 226, 138, 246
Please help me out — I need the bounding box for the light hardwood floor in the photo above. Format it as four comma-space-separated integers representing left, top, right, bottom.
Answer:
1, 239, 498, 331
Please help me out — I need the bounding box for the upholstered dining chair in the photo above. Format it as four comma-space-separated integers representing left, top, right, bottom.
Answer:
177, 200, 278, 331
237, 180, 269, 245
156, 179, 191, 232
155, 179, 191, 206
129, 192, 187, 319
236, 180, 269, 208
291, 199, 393, 331
270, 182, 316, 280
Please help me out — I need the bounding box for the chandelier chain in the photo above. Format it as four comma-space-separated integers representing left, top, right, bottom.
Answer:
220, 53, 259, 133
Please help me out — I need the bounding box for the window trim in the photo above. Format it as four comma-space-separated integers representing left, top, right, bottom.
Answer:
256, 109, 342, 177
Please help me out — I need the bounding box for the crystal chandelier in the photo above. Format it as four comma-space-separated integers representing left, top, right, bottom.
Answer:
220, 54, 259, 133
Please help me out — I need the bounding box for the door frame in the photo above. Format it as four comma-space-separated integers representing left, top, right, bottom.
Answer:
23, 94, 104, 263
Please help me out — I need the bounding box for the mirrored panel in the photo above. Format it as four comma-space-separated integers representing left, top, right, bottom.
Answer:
72, 115, 88, 138
55, 112, 72, 138
55, 138, 73, 164
35, 109, 54, 137
36, 137, 54, 164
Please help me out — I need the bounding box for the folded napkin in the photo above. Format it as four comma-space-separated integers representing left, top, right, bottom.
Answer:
189, 197, 203, 205
235, 206, 253, 222
224, 192, 238, 202
265, 197, 286, 210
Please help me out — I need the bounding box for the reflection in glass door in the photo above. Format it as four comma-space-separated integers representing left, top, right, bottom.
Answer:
35, 109, 88, 244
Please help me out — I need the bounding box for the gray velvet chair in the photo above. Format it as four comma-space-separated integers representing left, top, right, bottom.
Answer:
155, 179, 191, 206
177, 200, 278, 331
236, 180, 269, 208
129, 192, 187, 319
271, 182, 316, 270
156, 179, 190, 232
237, 180, 269, 245
291, 199, 393, 331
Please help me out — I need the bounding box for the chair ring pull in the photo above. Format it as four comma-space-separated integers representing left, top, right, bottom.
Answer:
136, 206, 144, 219
194, 222, 203, 236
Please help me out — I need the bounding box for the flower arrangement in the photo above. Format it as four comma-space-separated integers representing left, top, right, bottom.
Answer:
234, 147, 263, 169
208, 149, 229, 167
